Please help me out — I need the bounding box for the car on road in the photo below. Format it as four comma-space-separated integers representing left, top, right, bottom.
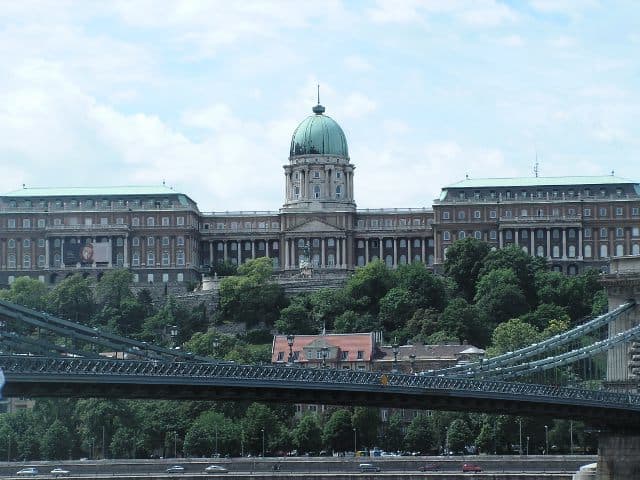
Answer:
359, 463, 381, 472
418, 463, 440, 471
204, 464, 228, 473
462, 463, 482, 472
17, 467, 39, 476
50, 467, 71, 477
166, 465, 185, 473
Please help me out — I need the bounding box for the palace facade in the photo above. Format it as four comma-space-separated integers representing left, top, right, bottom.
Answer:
1, 102, 639, 287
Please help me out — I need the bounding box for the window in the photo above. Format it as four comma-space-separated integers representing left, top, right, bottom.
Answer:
504, 210, 512, 218
244, 241, 251, 251
294, 186, 300, 199
23, 254, 31, 269
132, 237, 140, 246
443, 231, 450, 241
147, 236, 154, 246
177, 236, 184, 246
335, 185, 342, 198
313, 185, 320, 199
371, 219, 379, 227
584, 245, 592, 258
147, 273, 154, 284
385, 239, 392, 248
37, 254, 45, 267
633, 207, 639, 216
442, 211, 450, 220
633, 227, 640, 237
177, 216, 185, 226
489, 210, 497, 219
230, 242, 237, 251
146, 217, 155, 226
521, 230, 529, 239
357, 351, 364, 360
413, 239, 420, 247
568, 229, 575, 239
7, 254, 16, 268
568, 245, 576, 258
132, 253, 140, 266
132, 217, 140, 226
177, 251, 185, 266
313, 170, 320, 179
162, 273, 169, 283
162, 217, 169, 226
474, 231, 482, 239
583, 208, 591, 217
23, 239, 31, 248
98, 217, 107, 225
490, 231, 497, 240
22, 219, 31, 228
341, 351, 349, 361
399, 239, 406, 247
162, 236, 170, 246
568, 208, 575, 216
600, 244, 608, 258
147, 252, 155, 266
474, 210, 481, 219
552, 229, 560, 239
458, 231, 465, 240
457, 211, 465, 220
599, 207, 607, 217
162, 252, 170, 266
552, 246, 560, 258
520, 209, 528, 217
217, 242, 224, 252
37, 219, 45, 228
600, 228, 608, 239
584, 228, 592, 238
616, 228, 624, 238
505, 231, 512, 240
7, 219, 15, 228
38, 238, 45, 248
616, 207, 623, 216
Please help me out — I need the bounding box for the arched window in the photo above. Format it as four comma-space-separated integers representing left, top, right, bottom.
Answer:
399, 254, 407, 265
414, 239, 421, 248
616, 244, 624, 256
568, 245, 576, 257
147, 252, 155, 266
399, 239, 406, 248
568, 265, 577, 276
313, 185, 321, 199
294, 186, 300, 199
54, 253, 61, 267
521, 246, 528, 254
357, 256, 365, 266
23, 254, 31, 268
298, 239, 305, 247
552, 245, 560, 258
458, 231, 465, 240
536, 245, 544, 257
335, 185, 342, 199
600, 244, 608, 258
505, 231, 512, 240
357, 240, 364, 248
414, 254, 421, 263
633, 244, 640, 256
584, 245, 592, 258
162, 252, 170, 266
428, 254, 434, 265
385, 255, 393, 267
328, 254, 335, 266
146, 217, 154, 226
312, 254, 320, 267
520, 209, 528, 217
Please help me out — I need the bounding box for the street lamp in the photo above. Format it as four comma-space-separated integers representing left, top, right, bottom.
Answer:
544, 425, 549, 455
353, 428, 357, 455
214, 425, 218, 457
392, 339, 399, 373
409, 353, 416, 374
526, 436, 530, 456
287, 334, 295, 364
518, 418, 523, 456
261, 428, 265, 458
570, 421, 574, 455
321, 346, 328, 368
174, 431, 178, 458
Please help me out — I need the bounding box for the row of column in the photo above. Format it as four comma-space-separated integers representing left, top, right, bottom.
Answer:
360, 237, 428, 267
208, 239, 274, 266
499, 227, 583, 260
283, 237, 348, 269
285, 166, 354, 202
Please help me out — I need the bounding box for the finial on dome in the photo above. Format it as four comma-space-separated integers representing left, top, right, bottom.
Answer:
312, 84, 325, 114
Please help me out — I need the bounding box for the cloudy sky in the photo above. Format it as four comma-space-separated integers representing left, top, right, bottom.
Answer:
1, 1, 638, 211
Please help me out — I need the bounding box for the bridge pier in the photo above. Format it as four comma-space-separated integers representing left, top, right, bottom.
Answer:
597, 432, 640, 479
598, 257, 640, 480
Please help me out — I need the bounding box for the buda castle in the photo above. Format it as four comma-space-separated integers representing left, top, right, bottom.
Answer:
1, 102, 639, 287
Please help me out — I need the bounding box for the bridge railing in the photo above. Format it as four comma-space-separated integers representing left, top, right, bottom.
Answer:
2, 355, 640, 410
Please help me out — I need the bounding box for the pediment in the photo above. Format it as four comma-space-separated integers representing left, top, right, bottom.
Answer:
287, 219, 343, 233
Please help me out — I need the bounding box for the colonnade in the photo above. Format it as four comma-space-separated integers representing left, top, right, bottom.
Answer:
499, 227, 583, 260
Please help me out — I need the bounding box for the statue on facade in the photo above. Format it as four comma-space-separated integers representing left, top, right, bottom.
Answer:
299, 241, 312, 277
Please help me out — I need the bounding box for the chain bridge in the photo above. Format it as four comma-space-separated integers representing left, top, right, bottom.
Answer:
3, 258, 640, 478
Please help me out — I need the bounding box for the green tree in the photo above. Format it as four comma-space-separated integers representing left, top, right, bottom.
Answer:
381, 413, 404, 452
443, 237, 490, 301
396, 262, 447, 311
184, 411, 238, 457
242, 403, 280, 455
40, 420, 71, 460
446, 419, 472, 454
292, 414, 323, 455
378, 287, 415, 332
217, 258, 286, 327
48, 274, 95, 323
519, 303, 571, 331
322, 409, 354, 453
474, 268, 529, 328
0, 276, 48, 310
275, 300, 317, 334
487, 318, 540, 357
440, 298, 488, 346
352, 407, 380, 451
95, 269, 135, 310
333, 311, 380, 334
309, 288, 354, 331
346, 260, 394, 315
404, 413, 434, 454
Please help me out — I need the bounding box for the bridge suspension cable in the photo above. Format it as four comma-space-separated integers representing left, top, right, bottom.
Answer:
432, 301, 635, 377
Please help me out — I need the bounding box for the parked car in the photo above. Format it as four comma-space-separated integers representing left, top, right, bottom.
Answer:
166, 465, 185, 473
462, 463, 482, 472
17, 467, 39, 476
359, 463, 381, 472
204, 465, 228, 473
418, 463, 440, 471
50, 467, 70, 477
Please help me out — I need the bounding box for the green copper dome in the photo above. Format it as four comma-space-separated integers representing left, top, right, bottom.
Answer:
290, 104, 349, 158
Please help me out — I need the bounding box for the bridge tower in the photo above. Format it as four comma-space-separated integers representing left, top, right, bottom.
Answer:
598, 256, 640, 480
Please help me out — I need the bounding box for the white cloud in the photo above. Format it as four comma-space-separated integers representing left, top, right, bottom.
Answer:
548, 35, 577, 49
338, 93, 377, 119
344, 55, 373, 72
498, 34, 524, 47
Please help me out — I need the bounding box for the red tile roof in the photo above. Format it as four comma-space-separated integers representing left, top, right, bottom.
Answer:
271, 333, 376, 364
